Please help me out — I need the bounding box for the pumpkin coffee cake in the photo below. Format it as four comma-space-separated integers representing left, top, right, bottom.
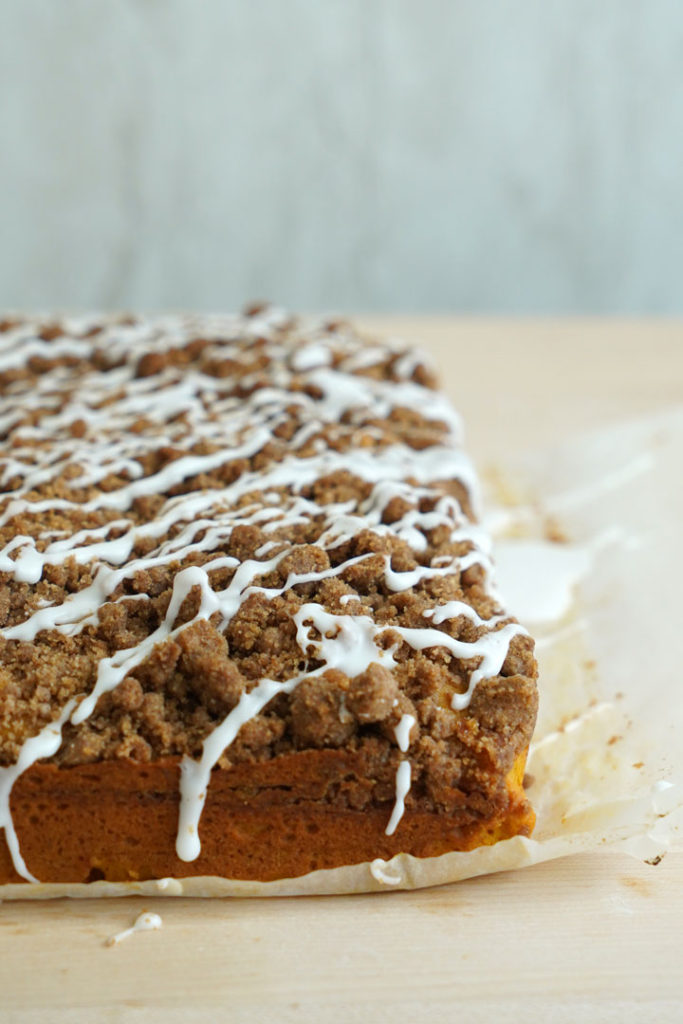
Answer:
0, 308, 537, 885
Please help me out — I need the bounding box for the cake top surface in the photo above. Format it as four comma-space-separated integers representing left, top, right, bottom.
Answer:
0, 307, 536, 879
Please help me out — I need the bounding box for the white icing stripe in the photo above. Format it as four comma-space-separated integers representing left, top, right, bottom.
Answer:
177, 676, 301, 861
293, 605, 398, 675
0, 311, 522, 880
385, 761, 412, 836
0, 699, 78, 882
425, 599, 504, 628
384, 715, 417, 838
394, 714, 416, 754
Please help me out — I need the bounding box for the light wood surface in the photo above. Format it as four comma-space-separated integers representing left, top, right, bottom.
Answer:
1, 318, 682, 1024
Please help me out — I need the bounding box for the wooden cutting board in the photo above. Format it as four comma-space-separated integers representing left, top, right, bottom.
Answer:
1, 318, 682, 1024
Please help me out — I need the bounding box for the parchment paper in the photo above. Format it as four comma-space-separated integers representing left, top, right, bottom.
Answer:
2, 407, 681, 898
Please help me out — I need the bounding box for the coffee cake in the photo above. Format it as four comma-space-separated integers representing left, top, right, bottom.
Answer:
0, 307, 537, 884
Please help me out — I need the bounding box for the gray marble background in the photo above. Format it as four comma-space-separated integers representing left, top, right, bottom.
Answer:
1, 1, 682, 313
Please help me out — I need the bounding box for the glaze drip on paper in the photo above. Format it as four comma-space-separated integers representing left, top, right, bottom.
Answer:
106, 911, 163, 946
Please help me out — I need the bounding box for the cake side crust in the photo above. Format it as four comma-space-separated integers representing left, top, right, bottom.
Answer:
0, 750, 534, 884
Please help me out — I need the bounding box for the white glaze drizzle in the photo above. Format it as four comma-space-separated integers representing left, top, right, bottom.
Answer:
384, 714, 417, 836
0, 311, 523, 877
155, 877, 182, 893
106, 911, 163, 946
385, 761, 412, 837
394, 713, 416, 754
370, 858, 402, 885
0, 699, 78, 882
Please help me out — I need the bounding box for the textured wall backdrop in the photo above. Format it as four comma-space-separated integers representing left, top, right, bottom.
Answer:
1, 0, 682, 313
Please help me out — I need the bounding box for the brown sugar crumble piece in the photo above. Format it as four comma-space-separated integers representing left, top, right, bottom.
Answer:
0, 307, 537, 885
